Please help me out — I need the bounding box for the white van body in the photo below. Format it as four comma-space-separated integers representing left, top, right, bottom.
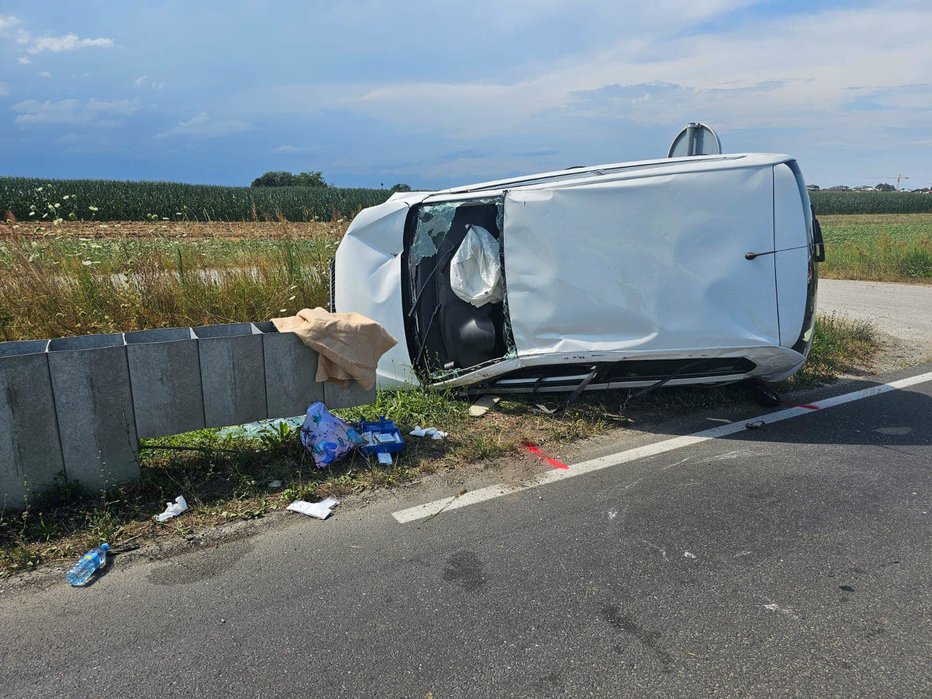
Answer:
333, 153, 821, 393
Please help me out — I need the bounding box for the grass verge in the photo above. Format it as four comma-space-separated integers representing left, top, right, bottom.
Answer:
818, 213, 932, 282
0, 314, 880, 578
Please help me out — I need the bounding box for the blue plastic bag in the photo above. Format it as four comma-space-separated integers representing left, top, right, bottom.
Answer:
300, 402, 364, 468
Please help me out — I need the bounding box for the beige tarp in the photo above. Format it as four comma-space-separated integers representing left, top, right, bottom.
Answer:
272, 308, 397, 391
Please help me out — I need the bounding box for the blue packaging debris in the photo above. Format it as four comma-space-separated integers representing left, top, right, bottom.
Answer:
355, 417, 405, 458
217, 416, 304, 440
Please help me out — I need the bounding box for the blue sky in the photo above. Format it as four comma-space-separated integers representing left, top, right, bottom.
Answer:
1, 1, 929, 189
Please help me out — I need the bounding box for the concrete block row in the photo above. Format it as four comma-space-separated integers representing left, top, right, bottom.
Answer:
0, 323, 373, 508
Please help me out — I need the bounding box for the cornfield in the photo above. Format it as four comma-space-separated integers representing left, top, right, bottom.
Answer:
3, 176, 931, 223
810, 191, 932, 215
0, 177, 393, 223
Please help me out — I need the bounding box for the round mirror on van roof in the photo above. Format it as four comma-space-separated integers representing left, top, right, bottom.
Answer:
667, 122, 722, 157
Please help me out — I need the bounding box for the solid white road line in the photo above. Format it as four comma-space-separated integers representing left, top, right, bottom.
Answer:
391, 371, 932, 524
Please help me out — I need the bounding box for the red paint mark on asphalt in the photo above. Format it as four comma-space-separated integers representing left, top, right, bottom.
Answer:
524, 442, 570, 469
783, 401, 820, 411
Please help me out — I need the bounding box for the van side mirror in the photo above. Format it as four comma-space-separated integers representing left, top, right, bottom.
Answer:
811, 205, 826, 263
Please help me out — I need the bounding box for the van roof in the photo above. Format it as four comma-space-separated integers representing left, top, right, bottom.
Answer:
432, 152, 795, 196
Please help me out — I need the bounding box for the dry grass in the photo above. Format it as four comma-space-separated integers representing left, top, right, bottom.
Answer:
5, 219, 348, 240
0, 221, 340, 341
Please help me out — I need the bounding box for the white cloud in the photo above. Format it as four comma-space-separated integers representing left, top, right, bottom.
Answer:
17, 55, 29, 64
272, 144, 316, 154
161, 112, 252, 138
0, 83, 7, 96
238, 2, 932, 151
134, 75, 164, 90
1, 16, 113, 55
38, 70, 51, 79
12, 98, 140, 126
27, 34, 113, 54
0, 14, 20, 33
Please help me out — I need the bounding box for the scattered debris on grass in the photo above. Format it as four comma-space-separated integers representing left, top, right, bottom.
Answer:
410, 426, 448, 440
469, 395, 499, 417
154, 496, 188, 523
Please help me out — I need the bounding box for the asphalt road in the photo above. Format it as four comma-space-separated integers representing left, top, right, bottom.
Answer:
1, 365, 930, 698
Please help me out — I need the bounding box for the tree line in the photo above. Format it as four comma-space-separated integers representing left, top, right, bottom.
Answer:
251, 170, 411, 192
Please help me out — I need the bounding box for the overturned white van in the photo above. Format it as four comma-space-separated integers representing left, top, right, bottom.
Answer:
332, 153, 824, 396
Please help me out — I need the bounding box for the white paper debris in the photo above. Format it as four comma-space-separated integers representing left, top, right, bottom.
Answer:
377, 452, 393, 465
154, 495, 188, 523
469, 395, 499, 417
287, 498, 340, 520
410, 426, 449, 440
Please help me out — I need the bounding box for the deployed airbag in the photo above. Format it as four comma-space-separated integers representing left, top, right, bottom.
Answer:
449, 224, 504, 307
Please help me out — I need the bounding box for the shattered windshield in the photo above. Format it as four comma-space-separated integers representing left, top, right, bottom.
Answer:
409, 198, 504, 267
410, 202, 457, 266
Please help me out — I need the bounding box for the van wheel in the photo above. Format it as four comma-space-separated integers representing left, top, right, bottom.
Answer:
748, 380, 781, 408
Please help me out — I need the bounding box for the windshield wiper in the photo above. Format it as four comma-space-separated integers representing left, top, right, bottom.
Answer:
407, 245, 456, 318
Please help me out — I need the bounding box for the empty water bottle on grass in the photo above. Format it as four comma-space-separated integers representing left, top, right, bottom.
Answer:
66, 543, 110, 587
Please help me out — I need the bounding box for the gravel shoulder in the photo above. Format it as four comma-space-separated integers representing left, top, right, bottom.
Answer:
818, 278, 932, 369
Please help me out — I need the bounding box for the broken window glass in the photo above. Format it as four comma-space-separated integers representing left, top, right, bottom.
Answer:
410, 203, 457, 265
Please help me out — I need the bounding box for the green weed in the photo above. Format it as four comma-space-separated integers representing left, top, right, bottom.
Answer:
819, 214, 932, 281
786, 313, 879, 387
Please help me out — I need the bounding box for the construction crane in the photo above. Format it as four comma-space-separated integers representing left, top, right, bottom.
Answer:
866, 175, 910, 189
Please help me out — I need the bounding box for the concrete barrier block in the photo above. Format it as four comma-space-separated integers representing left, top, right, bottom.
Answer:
323, 380, 375, 410
0, 340, 65, 509
254, 322, 323, 419
194, 323, 268, 428
125, 327, 205, 438
48, 334, 139, 491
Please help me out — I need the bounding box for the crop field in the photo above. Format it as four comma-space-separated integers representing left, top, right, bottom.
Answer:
0, 177, 391, 223
810, 191, 932, 215
2, 177, 932, 223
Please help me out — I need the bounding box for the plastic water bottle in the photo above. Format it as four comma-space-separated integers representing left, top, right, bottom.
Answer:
66, 543, 110, 586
